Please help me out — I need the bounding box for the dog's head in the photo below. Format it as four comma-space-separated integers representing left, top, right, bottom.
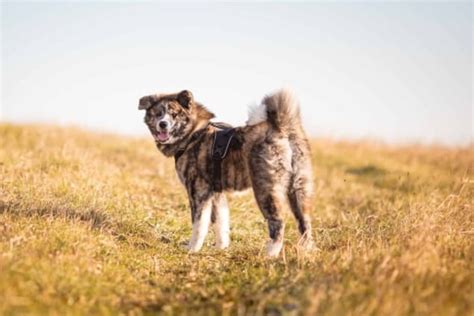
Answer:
138, 90, 214, 156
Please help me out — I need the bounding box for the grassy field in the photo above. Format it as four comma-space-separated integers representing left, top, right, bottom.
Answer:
0, 123, 472, 315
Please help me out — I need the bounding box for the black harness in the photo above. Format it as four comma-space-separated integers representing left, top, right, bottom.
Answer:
174, 122, 236, 192
210, 123, 235, 192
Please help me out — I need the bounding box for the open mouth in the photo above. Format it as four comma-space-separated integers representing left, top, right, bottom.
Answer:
154, 130, 170, 143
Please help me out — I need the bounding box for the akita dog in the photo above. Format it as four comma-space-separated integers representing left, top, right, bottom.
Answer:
138, 89, 313, 256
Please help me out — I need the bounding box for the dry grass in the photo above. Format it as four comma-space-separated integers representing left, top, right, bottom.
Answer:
0, 123, 472, 315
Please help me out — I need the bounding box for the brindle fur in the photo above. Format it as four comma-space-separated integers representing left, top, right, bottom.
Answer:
139, 89, 313, 256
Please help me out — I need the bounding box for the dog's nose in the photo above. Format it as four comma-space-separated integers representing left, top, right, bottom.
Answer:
159, 121, 168, 129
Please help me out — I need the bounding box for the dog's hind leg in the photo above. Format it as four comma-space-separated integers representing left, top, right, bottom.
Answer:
250, 138, 292, 257
288, 181, 313, 250
253, 186, 287, 257
288, 143, 314, 250
211, 193, 230, 249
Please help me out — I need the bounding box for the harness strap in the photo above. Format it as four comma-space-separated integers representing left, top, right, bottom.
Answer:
211, 127, 236, 192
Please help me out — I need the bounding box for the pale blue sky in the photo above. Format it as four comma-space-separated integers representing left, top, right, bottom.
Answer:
1, 1, 472, 145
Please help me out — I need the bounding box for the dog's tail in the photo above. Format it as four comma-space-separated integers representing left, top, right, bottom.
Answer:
247, 88, 301, 134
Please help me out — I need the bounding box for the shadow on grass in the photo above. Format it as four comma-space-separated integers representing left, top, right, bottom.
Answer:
0, 200, 173, 250
346, 165, 386, 176
346, 165, 415, 193
0, 200, 112, 230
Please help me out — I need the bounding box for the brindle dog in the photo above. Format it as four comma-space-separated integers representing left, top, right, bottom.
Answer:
138, 89, 313, 256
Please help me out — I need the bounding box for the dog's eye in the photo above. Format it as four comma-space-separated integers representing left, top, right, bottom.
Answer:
156, 110, 164, 117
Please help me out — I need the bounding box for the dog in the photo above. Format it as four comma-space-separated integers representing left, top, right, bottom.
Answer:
138, 89, 313, 256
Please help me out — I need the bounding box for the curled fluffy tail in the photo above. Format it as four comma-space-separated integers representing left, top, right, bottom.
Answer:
247, 88, 301, 133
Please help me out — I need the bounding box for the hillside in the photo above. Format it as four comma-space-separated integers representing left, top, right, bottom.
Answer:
0, 123, 472, 315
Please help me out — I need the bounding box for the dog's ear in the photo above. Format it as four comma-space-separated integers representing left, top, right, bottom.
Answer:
138, 95, 155, 110
177, 90, 193, 109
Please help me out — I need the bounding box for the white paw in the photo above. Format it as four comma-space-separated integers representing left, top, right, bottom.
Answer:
187, 242, 203, 253
266, 239, 283, 257
184, 240, 203, 253
215, 238, 230, 250
300, 239, 314, 252
298, 235, 315, 253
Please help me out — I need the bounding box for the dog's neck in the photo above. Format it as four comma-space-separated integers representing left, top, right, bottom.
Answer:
190, 120, 209, 134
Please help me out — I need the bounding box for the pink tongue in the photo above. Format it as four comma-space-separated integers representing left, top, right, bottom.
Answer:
157, 131, 168, 141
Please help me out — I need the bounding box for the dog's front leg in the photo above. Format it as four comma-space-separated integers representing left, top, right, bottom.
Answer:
187, 197, 213, 253
212, 193, 230, 249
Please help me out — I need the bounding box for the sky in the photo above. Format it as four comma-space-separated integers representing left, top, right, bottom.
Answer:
1, 1, 472, 145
